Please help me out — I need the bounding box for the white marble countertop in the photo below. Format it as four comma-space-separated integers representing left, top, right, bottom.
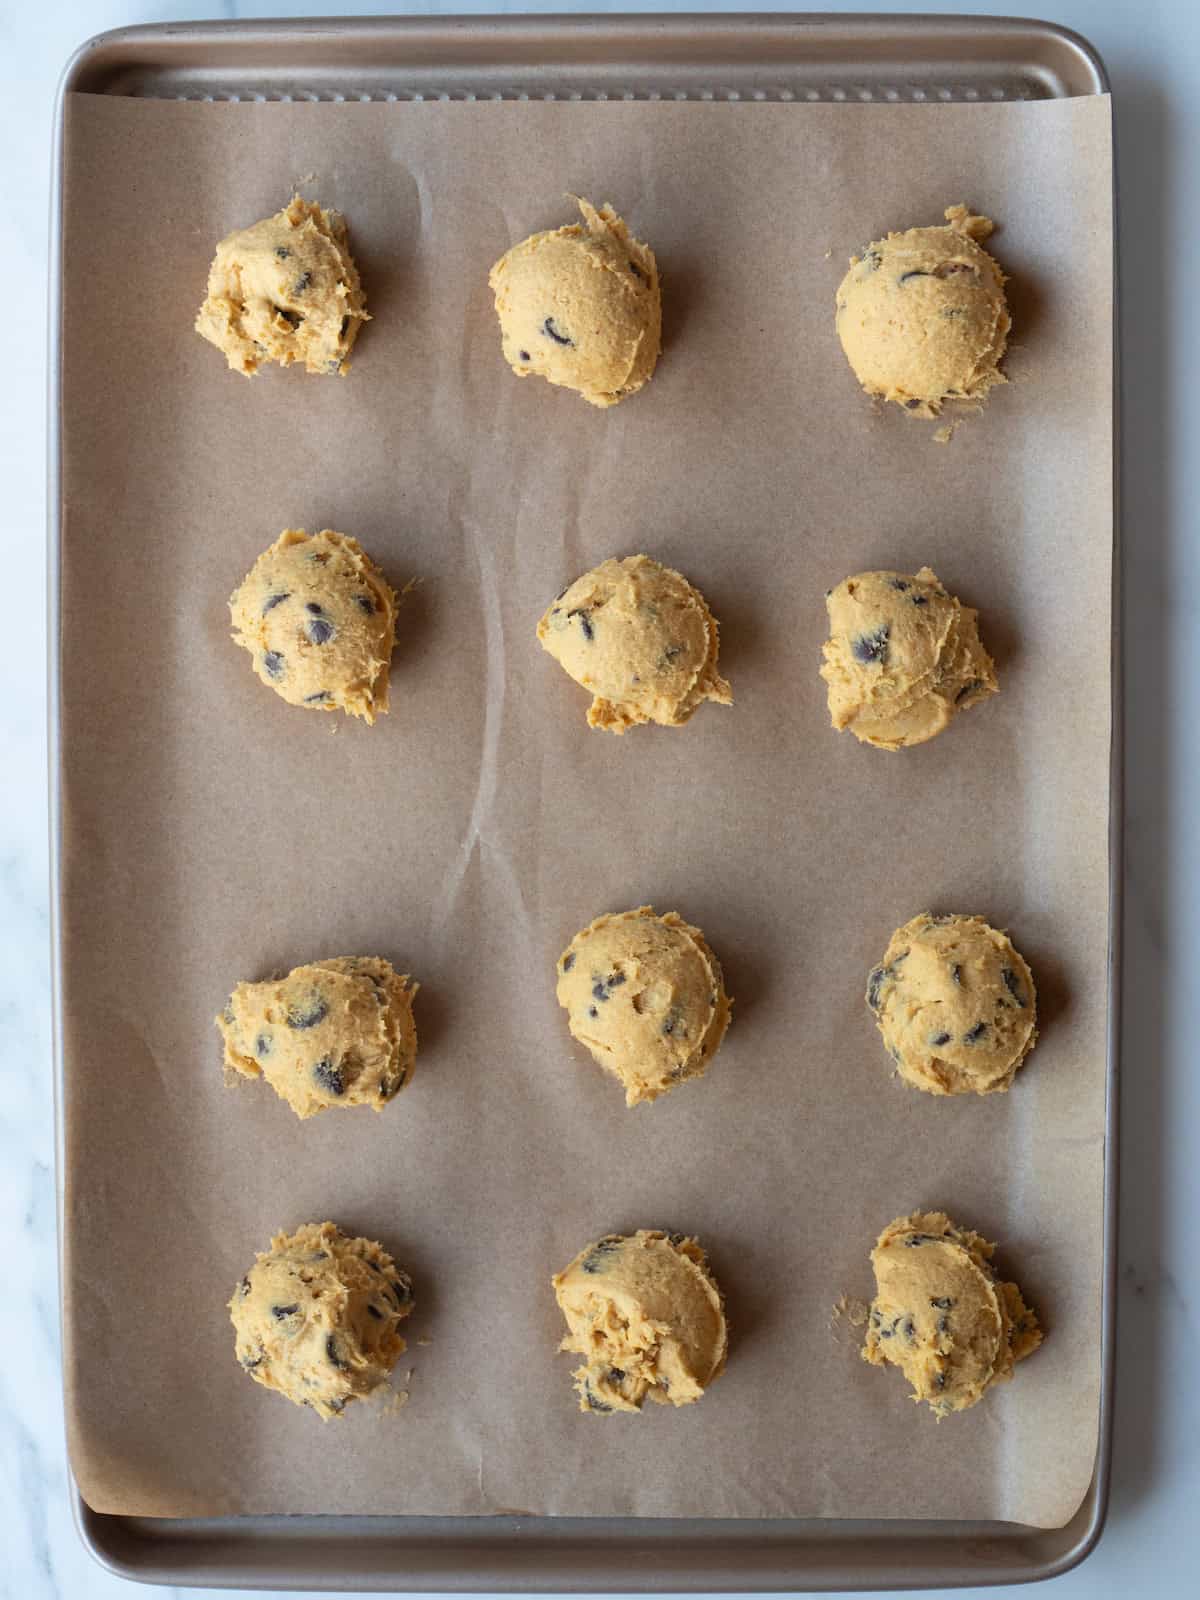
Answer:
3, 0, 1196, 1595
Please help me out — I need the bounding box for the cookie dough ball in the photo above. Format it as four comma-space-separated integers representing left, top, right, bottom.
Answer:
862, 1211, 1042, 1418
229, 529, 398, 723
489, 197, 661, 408
217, 957, 418, 1120
867, 913, 1037, 1096
553, 1230, 728, 1414
196, 195, 369, 377
820, 567, 997, 750
835, 205, 1009, 417
538, 555, 732, 733
556, 907, 732, 1107
230, 1221, 413, 1418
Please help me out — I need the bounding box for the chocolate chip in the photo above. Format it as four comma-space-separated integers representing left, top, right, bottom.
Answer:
584, 1386, 613, 1413
934, 1370, 947, 1390
607, 973, 626, 989
866, 966, 889, 1012
963, 1021, 989, 1044
591, 981, 609, 1002
880, 1328, 894, 1339
943, 307, 967, 320
326, 359, 342, 374
934, 261, 976, 278
581, 1239, 621, 1274
286, 995, 328, 1030
955, 679, 981, 704
305, 601, 324, 615
929, 1031, 952, 1047
937, 1316, 950, 1334
292, 273, 311, 294
366, 1303, 383, 1320
905, 398, 923, 410
899, 270, 931, 284
239, 1276, 252, 1297
587, 1006, 598, 1019
662, 1006, 683, 1037
930, 1297, 954, 1309
911, 594, 929, 606
561, 952, 575, 972
628, 260, 644, 281
327, 1398, 346, 1415
888, 578, 909, 591
542, 316, 573, 346
518, 349, 531, 362
1001, 967, 1026, 1006
668, 1233, 686, 1246
240, 1351, 264, 1370
339, 315, 351, 340
851, 626, 889, 666
859, 248, 882, 271
304, 691, 331, 704
271, 1303, 300, 1320
326, 1334, 348, 1369
274, 246, 290, 260
254, 1033, 272, 1057
567, 608, 594, 642
313, 1056, 346, 1096
307, 617, 336, 646
950, 963, 963, 986
262, 592, 290, 614
392, 1272, 414, 1304
903, 1233, 937, 1247
262, 650, 285, 680
354, 593, 377, 614
609, 1367, 626, 1382
274, 306, 302, 329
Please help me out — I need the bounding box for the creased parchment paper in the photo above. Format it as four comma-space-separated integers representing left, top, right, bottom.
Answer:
58, 92, 1112, 1530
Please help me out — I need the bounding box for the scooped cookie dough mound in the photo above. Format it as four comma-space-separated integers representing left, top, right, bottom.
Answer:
489, 197, 661, 408
230, 1221, 413, 1419
862, 1210, 1042, 1418
556, 907, 732, 1107
820, 567, 997, 750
217, 957, 418, 1120
836, 205, 1009, 417
537, 555, 732, 733
196, 195, 369, 376
553, 1229, 728, 1414
229, 529, 397, 723
867, 913, 1037, 1096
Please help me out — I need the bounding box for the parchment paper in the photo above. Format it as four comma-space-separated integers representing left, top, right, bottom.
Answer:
58, 91, 1112, 1531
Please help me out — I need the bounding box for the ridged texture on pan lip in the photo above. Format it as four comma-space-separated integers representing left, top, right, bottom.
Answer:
488, 196, 661, 408
834, 205, 1009, 418
537, 554, 732, 733
229, 1220, 413, 1419
228, 528, 398, 723
216, 956, 419, 1119
195, 195, 370, 377
861, 1210, 1041, 1417
819, 566, 997, 750
865, 913, 1037, 1096
552, 1228, 728, 1414
555, 906, 732, 1106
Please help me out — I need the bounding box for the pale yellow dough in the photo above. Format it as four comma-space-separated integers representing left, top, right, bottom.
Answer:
230, 1221, 413, 1419
229, 529, 397, 723
553, 1230, 728, 1414
537, 555, 732, 733
867, 913, 1037, 1096
820, 567, 997, 750
489, 198, 661, 408
217, 957, 418, 1120
556, 907, 732, 1107
196, 195, 369, 376
863, 1211, 1042, 1418
835, 205, 1009, 417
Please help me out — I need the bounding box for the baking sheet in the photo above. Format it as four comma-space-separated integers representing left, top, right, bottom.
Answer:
58, 91, 1112, 1532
